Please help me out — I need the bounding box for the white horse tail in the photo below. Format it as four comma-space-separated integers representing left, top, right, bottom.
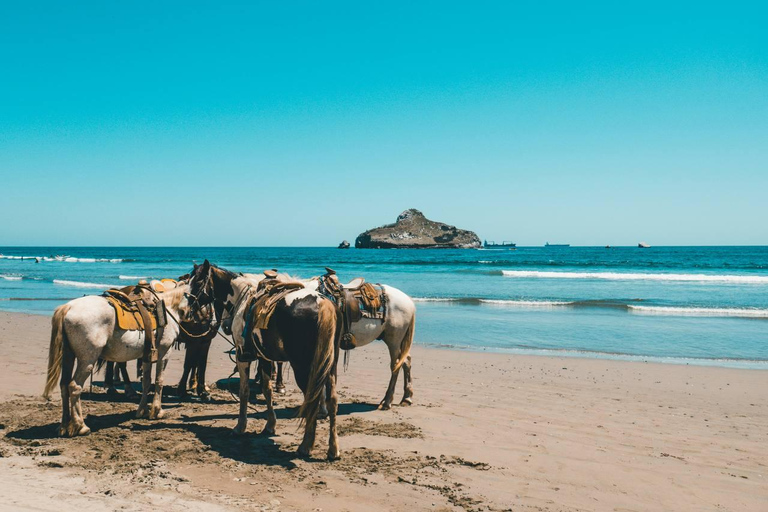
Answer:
298, 299, 337, 425
43, 304, 71, 399
392, 312, 415, 374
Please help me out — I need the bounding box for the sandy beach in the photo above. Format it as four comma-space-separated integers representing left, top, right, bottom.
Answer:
0, 310, 766, 511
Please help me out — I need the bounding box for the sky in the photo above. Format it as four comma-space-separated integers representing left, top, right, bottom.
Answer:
0, 1, 766, 246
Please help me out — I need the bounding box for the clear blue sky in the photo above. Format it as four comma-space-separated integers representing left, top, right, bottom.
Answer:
1, 1, 766, 246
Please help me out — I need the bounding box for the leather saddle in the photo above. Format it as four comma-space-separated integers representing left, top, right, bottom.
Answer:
103, 282, 166, 363
319, 268, 387, 350
239, 270, 305, 362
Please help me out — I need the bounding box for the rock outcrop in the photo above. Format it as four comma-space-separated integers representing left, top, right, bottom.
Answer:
337, 240, 351, 249
355, 209, 481, 249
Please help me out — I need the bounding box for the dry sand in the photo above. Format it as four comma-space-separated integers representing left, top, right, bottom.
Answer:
0, 310, 766, 511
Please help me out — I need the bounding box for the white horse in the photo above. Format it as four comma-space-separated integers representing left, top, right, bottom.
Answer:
43, 284, 193, 436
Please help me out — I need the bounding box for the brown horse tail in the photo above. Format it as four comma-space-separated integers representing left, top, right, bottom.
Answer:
298, 299, 337, 425
43, 304, 71, 400
392, 311, 415, 373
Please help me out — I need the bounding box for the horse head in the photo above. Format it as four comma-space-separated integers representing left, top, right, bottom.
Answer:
188, 260, 236, 334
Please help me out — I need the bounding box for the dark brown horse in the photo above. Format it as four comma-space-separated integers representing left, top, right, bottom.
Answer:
189, 261, 342, 460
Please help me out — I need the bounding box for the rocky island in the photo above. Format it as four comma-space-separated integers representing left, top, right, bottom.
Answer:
355, 209, 481, 249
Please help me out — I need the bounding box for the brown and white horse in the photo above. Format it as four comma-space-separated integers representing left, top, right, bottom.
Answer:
189, 261, 343, 460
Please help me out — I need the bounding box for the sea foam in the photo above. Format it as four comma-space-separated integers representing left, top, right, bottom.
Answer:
629, 305, 768, 318
501, 270, 768, 284
53, 279, 119, 289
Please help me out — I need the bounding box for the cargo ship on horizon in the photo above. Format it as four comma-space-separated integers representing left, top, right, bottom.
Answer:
483, 240, 517, 249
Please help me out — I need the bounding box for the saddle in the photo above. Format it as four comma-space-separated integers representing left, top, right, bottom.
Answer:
239, 270, 305, 362
103, 282, 167, 363
319, 268, 387, 350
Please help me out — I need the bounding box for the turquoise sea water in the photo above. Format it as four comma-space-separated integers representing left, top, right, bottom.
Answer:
1, 246, 766, 368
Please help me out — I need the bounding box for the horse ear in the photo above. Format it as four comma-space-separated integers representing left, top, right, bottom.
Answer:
203, 259, 211, 269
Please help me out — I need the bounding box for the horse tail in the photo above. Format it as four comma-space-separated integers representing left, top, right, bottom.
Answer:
43, 304, 71, 399
298, 299, 337, 425
392, 311, 415, 373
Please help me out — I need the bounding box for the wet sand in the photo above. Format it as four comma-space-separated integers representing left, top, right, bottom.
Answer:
0, 310, 766, 511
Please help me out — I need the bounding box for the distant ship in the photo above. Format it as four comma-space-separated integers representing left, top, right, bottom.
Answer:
545, 242, 570, 247
638, 242, 651, 248
483, 240, 516, 249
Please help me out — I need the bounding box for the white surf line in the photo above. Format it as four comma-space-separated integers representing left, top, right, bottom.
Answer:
628, 305, 768, 318
501, 270, 768, 284
53, 280, 120, 289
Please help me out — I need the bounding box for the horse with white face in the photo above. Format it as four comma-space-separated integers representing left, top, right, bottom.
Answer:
43, 283, 197, 436
188, 261, 342, 460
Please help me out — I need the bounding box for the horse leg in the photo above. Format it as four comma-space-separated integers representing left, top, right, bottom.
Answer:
149, 358, 166, 420
67, 359, 94, 436
119, 363, 138, 399
259, 359, 277, 436
178, 344, 194, 400
105, 361, 118, 396
326, 373, 340, 460
379, 341, 404, 410
197, 340, 211, 401
58, 342, 75, 436
297, 415, 317, 458
233, 361, 250, 434
275, 362, 286, 394
400, 354, 413, 405
136, 359, 152, 419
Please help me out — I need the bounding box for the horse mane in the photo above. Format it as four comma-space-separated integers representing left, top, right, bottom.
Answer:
160, 284, 188, 310
211, 263, 238, 279
242, 272, 302, 282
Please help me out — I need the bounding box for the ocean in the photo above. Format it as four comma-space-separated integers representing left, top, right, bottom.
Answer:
1, 246, 766, 369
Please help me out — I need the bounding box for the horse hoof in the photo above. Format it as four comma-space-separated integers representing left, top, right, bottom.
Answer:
275, 386, 286, 395
106, 387, 118, 397
297, 446, 311, 458
259, 426, 276, 437
378, 402, 392, 411
58, 425, 68, 437
77, 425, 91, 436
199, 392, 211, 403
327, 450, 341, 461
149, 409, 164, 420
232, 425, 246, 435
136, 408, 149, 419
400, 397, 413, 406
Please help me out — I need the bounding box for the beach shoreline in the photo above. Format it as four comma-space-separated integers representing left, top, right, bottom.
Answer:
0, 310, 766, 511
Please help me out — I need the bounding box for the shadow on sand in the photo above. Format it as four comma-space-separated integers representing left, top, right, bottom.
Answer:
5, 390, 379, 468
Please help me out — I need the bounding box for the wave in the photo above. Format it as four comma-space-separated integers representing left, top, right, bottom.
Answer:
53, 279, 119, 289
501, 270, 768, 284
0, 254, 123, 263
413, 296, 768, 319
0, 274, 23, 281
119, 275, 148, 280
629, 305, 768, 318
413, 297, 572, 307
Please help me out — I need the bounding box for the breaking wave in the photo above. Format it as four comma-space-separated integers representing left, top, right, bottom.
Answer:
53, 279, 119, 289
501, 270, 768, 284
119, 275, 148, 280
413, 297, 572, 307
0, 254, 123, 263
629, 305, 768, 318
